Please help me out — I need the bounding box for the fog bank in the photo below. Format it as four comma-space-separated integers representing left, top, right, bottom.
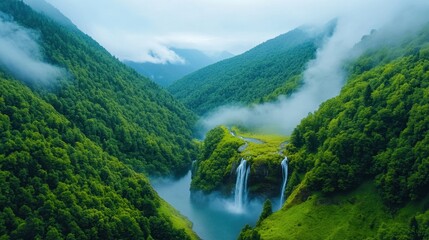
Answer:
0, 12, 64, 84
199, 2, 429, 135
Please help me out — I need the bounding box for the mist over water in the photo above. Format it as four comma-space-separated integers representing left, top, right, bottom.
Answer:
152, 172, 264, 240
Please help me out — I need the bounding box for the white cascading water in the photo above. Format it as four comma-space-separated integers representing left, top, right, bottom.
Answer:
279, 157, 288, 208
234, 158, 250, 212
191, 160, 197, 175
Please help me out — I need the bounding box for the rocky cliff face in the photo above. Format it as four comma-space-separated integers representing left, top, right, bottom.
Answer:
248, 161, 283, 198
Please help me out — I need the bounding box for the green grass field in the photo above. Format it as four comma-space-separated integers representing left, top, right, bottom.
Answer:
256, 182, 429, 239
232, 127, 289, 165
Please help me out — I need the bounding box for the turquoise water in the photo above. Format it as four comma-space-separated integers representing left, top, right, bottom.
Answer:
152, 171, 263, 240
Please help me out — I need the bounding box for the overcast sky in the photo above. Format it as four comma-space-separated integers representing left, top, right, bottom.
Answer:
45, 0, 426, 64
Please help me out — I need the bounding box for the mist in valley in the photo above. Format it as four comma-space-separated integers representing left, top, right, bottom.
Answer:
199, 1, 429, 135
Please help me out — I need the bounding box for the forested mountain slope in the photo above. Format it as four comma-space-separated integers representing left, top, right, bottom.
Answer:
0, 0, 200, 239
243, 21, 429, 240
0, 73, 197, 239
0, 0, 197, 176
168, 23, 335, 115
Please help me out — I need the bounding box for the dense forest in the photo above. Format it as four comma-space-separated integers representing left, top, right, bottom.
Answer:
0, 0, 198, 239
168, 23, 335, 115
2, 0, 429, 239
244, 19, 429, 240
0, 0, 197, 176
0, 73, 196, 239
289, 22, 429, 208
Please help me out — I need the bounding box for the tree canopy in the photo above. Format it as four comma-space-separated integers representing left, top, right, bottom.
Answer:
0, 74, 194, 239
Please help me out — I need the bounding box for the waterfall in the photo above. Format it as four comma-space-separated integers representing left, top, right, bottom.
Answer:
191, 160, 197, 175
234, 158, 250, 212
279, 157, 288, 208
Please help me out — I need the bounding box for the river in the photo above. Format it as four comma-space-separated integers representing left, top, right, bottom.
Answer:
151, 171, 263, 240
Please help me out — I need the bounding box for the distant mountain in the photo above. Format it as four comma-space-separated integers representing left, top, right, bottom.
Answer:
168, 23, 335, 115
124, 48, 233, 87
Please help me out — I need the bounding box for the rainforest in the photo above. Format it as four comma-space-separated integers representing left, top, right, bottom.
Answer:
1, 0, 429, 239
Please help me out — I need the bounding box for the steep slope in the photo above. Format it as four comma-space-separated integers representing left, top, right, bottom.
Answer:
0, 0, 197, 176
245, 22, 429, 239
124, 48, 233, 87
0, 73, 197, 239
168, 24, 334, 115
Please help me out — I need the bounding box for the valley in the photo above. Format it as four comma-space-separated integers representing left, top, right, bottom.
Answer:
152, 127, 290, 240
1, 0, 429, 240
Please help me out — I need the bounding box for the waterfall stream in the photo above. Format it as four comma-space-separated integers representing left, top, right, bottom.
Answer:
279, 157, 288, 208
234, 159, 250, 212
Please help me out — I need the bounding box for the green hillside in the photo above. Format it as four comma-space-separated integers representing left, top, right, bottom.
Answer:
242, 22, 429, 239
0, 0, 197, 176
255, 183, 429, 240
168, 23, 335, 115
0, 74, 197, 239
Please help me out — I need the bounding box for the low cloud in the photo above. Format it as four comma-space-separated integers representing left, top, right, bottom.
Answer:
90, 27, 186, 64
199, 2, 429, 135
46, 0, 429, 62
145, 44, 186, 64
199, 20, 365, 135
0, 12, 64, 84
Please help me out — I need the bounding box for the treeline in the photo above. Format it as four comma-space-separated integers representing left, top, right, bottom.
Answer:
168, 25, 335, 115
0, 0, 197, 176
0, 75, 191, 239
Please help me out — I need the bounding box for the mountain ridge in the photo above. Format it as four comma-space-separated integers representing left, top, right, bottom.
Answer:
23, 0, 76, 28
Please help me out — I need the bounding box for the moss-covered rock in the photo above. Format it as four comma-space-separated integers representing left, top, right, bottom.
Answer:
191, 126, 289, 198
